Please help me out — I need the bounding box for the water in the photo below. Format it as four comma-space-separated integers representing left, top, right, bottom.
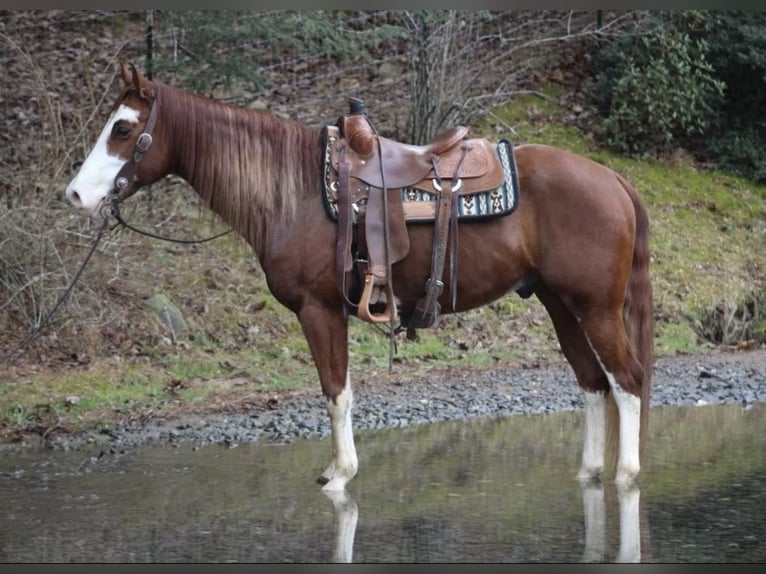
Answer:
0, 402, 764, 563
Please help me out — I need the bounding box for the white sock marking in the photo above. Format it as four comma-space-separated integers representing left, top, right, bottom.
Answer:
324, 490, 359, 563
578, 390, 606, 480
609, 377, 641, 484
581, 331, 642, 484
322, 373, 358, 491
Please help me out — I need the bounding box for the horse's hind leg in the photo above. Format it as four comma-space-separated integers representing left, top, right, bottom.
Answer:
298, 299, 358, 491
536, 286, 610, 481
577, 311, 644, 485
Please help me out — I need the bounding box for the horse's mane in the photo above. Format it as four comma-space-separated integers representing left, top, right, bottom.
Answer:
153, 81, 321, 250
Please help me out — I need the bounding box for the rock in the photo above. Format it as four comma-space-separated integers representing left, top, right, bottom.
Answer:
145, 294, 188, 337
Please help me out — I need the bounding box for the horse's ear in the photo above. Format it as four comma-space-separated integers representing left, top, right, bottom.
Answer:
119, 62, 133, 87
129, 63, 154, 100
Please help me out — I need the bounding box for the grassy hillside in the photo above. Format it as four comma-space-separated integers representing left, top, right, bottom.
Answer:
488, 89, 765, 355
0, 90, 764, 439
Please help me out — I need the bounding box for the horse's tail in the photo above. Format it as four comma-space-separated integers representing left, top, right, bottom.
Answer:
617, 173, 654, 452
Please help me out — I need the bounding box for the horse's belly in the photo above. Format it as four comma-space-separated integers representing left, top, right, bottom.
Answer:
392, 218, 529, 311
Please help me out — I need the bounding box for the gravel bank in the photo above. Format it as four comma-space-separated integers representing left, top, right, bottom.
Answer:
31, 348, 765, 452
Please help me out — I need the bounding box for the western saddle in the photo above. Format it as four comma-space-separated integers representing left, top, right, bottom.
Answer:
326, 98, 511, 338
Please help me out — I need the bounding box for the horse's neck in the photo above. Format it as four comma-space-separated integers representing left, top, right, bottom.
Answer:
160, 84, 320, 257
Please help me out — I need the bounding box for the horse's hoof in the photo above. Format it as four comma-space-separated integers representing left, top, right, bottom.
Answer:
322, 488, 354, 508
577, 467, 603, 483
615, 480, 640, 496
321, 477, 348, 492
614, 468, 639, 486
577, 472, 603, 486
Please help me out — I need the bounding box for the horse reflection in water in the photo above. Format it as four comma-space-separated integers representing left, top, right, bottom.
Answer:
324, 491, 359, 563
325, 485, 645, 563
580, 483, 645, 563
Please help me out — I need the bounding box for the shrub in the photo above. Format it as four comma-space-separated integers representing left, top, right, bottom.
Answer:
589, 12, 724, 156
698, 11, 766, 182
588, 11, 766, 182
697, 288, 766, 346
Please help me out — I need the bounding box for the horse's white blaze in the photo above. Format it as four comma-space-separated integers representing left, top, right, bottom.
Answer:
65, 104, 140, 213
606, 371, 641, 484
578, 390, 606, 480
322, 376, 358, 491
616, 484, 641, 562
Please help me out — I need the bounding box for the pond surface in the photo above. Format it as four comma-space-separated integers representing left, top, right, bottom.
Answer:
0, 402, 764, 563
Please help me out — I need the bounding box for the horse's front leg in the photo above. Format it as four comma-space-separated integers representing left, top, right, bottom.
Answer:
298, 299, 358, 491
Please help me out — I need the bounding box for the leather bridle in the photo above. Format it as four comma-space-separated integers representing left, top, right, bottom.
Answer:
109, 94, 159, 206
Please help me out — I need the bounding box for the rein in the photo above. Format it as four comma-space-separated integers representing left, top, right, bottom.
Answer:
107, 195, 231, 245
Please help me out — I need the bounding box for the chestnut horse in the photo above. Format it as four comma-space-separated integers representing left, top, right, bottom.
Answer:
65, 64, 653, 491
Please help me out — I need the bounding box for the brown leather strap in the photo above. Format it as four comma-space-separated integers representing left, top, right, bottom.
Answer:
365, 175, 387, 287
357, 133, 399, 325
408, 144, 468, 333
409, 155, 453, 331
430, 181, 453, 291
335, 146, 355, 306
355, 206, 368, 278
449, 144, 468, 311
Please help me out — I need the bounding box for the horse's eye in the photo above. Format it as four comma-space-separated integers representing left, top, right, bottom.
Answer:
111, 122, 131, 139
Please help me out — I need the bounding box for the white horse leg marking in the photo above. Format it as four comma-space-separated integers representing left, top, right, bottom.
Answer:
580, 482, 606, 563
65, 104, 140, 213
608, 376, 641, 484
581, 331, 641, 484
578, 390, 606, 481
615, 483, 641, 562
324, 489, 359, 563
321, 373, 358, 491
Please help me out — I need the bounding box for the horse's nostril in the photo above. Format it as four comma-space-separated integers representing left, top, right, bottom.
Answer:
69, 189, 82, 206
